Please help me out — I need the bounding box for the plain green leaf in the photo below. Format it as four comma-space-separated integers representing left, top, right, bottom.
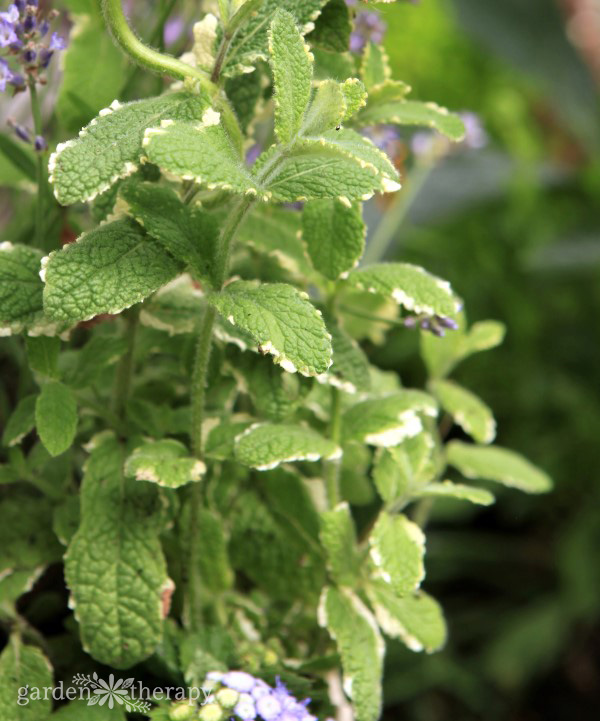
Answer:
446, 441, 553, 494
307, 0, 351, 52
43, 219, 182, 324
195, 509, 234, 593
235, 423, 340, 470
324, 317, 371, 393
431, 379, 496, 444
25, 336, 60, 379
0, 133, 36, 182
51, 699, 127, 720
0, 641, 53, 720
369, 512, 425, 595
210, 281, 332, 376
125, 439, 206, 488
67, 334, 128, 388
320, 502, 361, 586
418, 480, 495, 506
0, 243, 46, 335
302, 199, 365, 280
2, 394, 37, 447
35, 382, 78, 457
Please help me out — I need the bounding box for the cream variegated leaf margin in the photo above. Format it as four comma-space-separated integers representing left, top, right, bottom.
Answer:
430, 378, 496, 444
125, 439, 206, 489
369, 512, 425, 596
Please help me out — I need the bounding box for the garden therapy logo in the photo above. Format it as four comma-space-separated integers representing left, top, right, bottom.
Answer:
72, 672, 151, 713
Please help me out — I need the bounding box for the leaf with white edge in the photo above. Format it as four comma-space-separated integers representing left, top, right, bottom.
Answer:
373, 433, 437, 505
364, 80, 411, 105
119, 182, 218, 285
343, 391, 438, 447
357, 100, 466, 142
446, 441, 552, 494
368, 582, 447, 653
35, 382, 78, 457
307, 0, 351, 52
65, 435, 168, 668
341, 78, 368, 122
235, 423, 340, 470
269, 9, 313, 143
319, 317, 371, 394
0, 641, 53, 720
125, 440, 205, 489
418, 481, 495, 506
318, 586, 384, 721
2, 394, 37, 447
0, 242, 45, 335
140, 276, 204, 336
302, 199, 365, 280
50, 91, 209, 205
431, 379, 496, 444
43, 219, 182, 324
348, 263, 460, 318
301, 80, 346, 136
361, 42, 391, 89
369, 512, 425, 594
320, 502, 361, 586
209, 281, 332, 376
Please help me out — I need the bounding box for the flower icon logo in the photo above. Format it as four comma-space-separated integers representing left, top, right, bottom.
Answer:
72, 673, 151, 713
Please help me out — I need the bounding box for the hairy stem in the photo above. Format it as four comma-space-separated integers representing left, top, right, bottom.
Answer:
28, 78, 46, 249
113, 306, 140, 419
324, 387, 342, 508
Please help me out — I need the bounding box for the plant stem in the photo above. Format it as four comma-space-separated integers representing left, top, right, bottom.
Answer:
324, 386, 342, 508
211, 31, 233, 83
113, 306, 140, 419
28, 78, 46, 249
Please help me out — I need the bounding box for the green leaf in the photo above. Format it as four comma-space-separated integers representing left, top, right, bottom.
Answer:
323, 317, 371, 393
373, 432, 437, 505
343, 391, 437, 447
50, 91, 209, 205
0, 243, 47, 335
357, 99, 466, 142
307, 0, 351, 52
262, 467, 321, 543
368, 582, 447, 653
65, 435, 168, 668
235, 423, 341, 470
0, 641, 53, 720
51, 699, 127, 720
318, 586, 384, 721
302, 199, 365, 280
340, 78, 368, 121
361, 42, 391, 89
139, 275, 203, 336
430, 379, 496, 444
369, 512, 425, 595
269, 9, 314, 143
2, 394, 37, 447
302, 80, 346, 136
0, 133, 36, 182
67, 334, 128, 388
35, 382, 78, 457
143, 113, 263, 197
42, 219, 181, 324
209, 281, 332, 376
125, 439, 206, 488
225, 69, 263, 133
25, 336, 60, 379
313, 47, 355, 81
446, 441, 553, 494
418, 481, 495, 506
347, 263, 460, 318
119, 181, 218, 285
194, 509, 234, 593
320, 502, 361, 586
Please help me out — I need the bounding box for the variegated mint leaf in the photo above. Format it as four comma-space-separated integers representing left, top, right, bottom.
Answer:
318, 586, 384, 721
209, 281, 332, 376
235, 422, 340, 470
302, 198, 365, 280
139, 275, 204, 336
373, 433, 437, 505
125, 439, 206, 489
357, 99, 466, 142
49, 92, 209, 205
418, 481, 495, 506
65, 435, 168, 668
360, 42, 392, 89
430, 379, 496, 444
347, 263, 460, 319
318, 315, 371, 394
301, 80, 346, 137
42, 219, 182, 324
369, 512, 425, 595
340, 78, 368, 122
269, 9, 314, 143
320, 502, 361, 586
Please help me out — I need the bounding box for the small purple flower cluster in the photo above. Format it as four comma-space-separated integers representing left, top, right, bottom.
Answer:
345, 1, 387, 54
205, 671, 318, 721
0, 1, 67, 93
404, 314, 459, 337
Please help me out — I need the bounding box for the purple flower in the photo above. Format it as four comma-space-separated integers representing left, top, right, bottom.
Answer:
233, 693, 257, 721
48, 31, 65, 51
163, 14, 184, 46
0, 4, 19, 23
0, 18, 18, 46
349, 11, 386, 54
459, 111, 488, 150
222, 671, 256, 693
34, 135, 46, 151
361, 124, 400, 156
23, 13, 35, 32
255, 694, 282, 720
0, 58, 10, 91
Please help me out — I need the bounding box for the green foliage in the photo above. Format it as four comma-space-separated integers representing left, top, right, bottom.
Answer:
35, 382, 78, 457
0, 642, 53, 720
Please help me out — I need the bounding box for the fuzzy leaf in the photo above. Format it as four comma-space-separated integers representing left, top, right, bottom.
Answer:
195, 509, 234, 593
373, 433, 437, 504
2, 394, 37, 447
302, 198, 365, 280
318, 586, 384, 721
357, 99, 466, 141
269, 9, 313, 143
322, 318, 371, 393
43, 219, 181, 324
446, 441, 552, 494
50, 92, 209, 205
307, 0, 351, 52
65, 435, 168, 668
0, 242, 46, 335
209, 281, 332, 376
0, 641, 53, 720
368, 582, 447, 653
35, 382, 78, 457
348, 263, 460, 319
369, 512, 425, 595
361, 42, 391, 89
235, 423, 340, 470
125, 439, 206, 489
418, 481, 495, 506
341, 78, 368, 121
139, 276, 203, 336
302, 80, 346, 136
343, 391, 437, 447
320, 502, 361, 586
431, 379, 496, 444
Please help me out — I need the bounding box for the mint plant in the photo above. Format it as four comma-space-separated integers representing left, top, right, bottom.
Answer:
0, 1, 552, 720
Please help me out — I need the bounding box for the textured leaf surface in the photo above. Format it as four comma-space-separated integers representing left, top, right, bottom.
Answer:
373, 433, 436, 504
302, 80, 346, 136
269, 9, 313, 143
446, 441, 552, 494
321, 318, 371, 394
318, 586, 384, 721
348, 263, 460, 318
369, 582, 447, 653
343, 391, 437, 447
361, 42, 391, 89
302, 199, 365, 279
235, 423, 340, 470
139, 275, 203, 336
65, 435, 168, 668
43, 219, 181, 323
210, 281, 332, 375
25, 336, 60, 379
431, 379, 496, 444
0, 641, 53, 720
125, 439, 205, 488
341, 78, 368, 121
195, 509, 234, 593
357, 100, 466, 141
50, 92, 209, 205
320, 502, 361, 586
0, 243, 45, 334
307, 0, 350, 52
369, 512, 425, 595
419, 481, 495, 506
2, 394, 37, 447
35, 382, 78, 457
